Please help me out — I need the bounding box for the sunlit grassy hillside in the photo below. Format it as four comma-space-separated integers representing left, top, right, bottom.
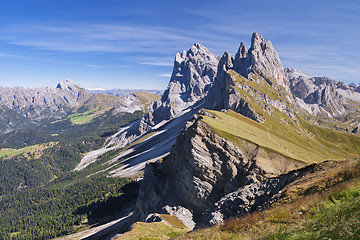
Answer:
202, 110, 360, 164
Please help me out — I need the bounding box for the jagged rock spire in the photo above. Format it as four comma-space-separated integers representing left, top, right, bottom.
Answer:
233, 33, 290, 92
233, 42, 248, 72
205, 51, 234, 111
217, 51, 233, 78
159, 42, 220, 117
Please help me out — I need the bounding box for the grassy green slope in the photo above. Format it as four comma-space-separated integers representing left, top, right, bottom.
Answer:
202, 110, 321, 163
202, 110, 360, 164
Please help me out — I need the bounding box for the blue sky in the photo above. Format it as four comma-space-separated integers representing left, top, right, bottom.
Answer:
0, 0, 359, 90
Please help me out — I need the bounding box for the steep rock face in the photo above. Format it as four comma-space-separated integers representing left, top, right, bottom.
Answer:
112, 43, 220, 148
285, 68, 341, 106
134, 114, 304, 225
162, 44, 219, 109
206, 52, 262, 122
234, 33, 290, 92
149, 43, 220, 124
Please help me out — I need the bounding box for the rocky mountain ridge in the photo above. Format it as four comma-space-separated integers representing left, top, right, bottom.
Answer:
28, 32, 360, 239
0, 79, 86, 120
233, 33, 290, 92
0, 79, 158, 137
286, 67, 360, 119
82, 32, 360, 187
107, 32, 360, 233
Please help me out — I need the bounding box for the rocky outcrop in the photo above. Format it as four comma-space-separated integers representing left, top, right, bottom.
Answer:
206, 163, 318, 225
352, 126, 359, 134
205, 53, 261, 122
205, 33, 298, 122
134, 114, 304, 227
145, 206, 195, 230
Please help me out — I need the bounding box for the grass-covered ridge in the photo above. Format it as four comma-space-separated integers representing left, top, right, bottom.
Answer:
202, 110, 321, 163
225, 70, 360, 161
65, 91, 160, 126
201, 110, 360, 163
133, 91, 161, 108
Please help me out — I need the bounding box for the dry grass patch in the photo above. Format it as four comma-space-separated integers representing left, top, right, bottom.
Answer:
116, 215, 189, 240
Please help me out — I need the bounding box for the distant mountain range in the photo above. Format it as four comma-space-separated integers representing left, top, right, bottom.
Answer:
87, 88, 164, 97
0, 79, 161, 145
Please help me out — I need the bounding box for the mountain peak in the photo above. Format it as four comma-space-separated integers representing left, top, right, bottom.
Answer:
56, 79, 80, 91
250, 32, 266, 49
237, 42, 248, 59
188, 43, 214, 59
247, 33, 290, 91
161, 42, 220, 113
191, 43, 207, 51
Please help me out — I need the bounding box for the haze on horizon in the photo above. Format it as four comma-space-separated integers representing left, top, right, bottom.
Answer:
0, 0, 359, 90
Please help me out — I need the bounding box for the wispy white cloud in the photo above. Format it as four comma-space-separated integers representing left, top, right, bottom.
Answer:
141, 61, 173, 67
0, 22, 249, 61
0, 15, 359, 84
1, 23, 194, 54
0, 51, 118, 68
156, 73, 172, 77
86, 64, 106, 68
